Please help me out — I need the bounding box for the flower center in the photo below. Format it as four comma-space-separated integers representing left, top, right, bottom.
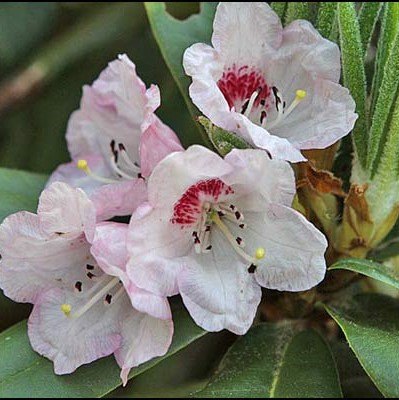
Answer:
76, 140, 143, 184
171, 178, 265, 272
217, 65, 307, 130
60, 263, 124, 319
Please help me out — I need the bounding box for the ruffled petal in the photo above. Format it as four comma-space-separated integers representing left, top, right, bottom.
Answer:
0, 212, 96, 303
241, 206, 327, 292
139, 117, 183, 178
178, 230, 262, 335
115, 300, 173, 386
212, 2, 282, 65
38, 182, 96, 242
28, 287, 121, 374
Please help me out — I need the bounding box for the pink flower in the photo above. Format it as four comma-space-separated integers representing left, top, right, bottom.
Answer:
49, 54, 183, 220
126, 146, 327, 335
0, 182, 173, 385
183, 2, 357, 162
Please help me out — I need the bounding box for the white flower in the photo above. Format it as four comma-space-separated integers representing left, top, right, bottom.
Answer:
183, 2, 357, 162
126, 146, 327, 334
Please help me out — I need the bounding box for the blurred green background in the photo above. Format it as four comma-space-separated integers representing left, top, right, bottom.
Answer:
0, 2, 200, 174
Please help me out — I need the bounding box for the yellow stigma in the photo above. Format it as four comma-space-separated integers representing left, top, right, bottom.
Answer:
255, 247, 266, 260
77, 159, 89, 171
61, 303, 72, 316
296, 89, 307, 100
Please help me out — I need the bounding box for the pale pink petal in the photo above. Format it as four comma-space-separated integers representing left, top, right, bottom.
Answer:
90, 178, 147, 222
242, 206, 327, 291
212, 2, 282, 65
139, 117, 183, 178
28, 288, 121, 374
178, 230, 262, 335
0, 211, 98, 303
115, 302, 173, 386
147, 145, 233, 209
38, 182, 96, 242
224, 149, 296, 208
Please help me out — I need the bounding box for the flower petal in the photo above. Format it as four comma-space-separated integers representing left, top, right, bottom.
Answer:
38, 182, 96, 242
0, 211, 97, 303
178, 229, 262, 335
28, 287, 121, 374
91, 221, 171, 320
212, 2, 282, 65
115, 302, 173, 386
224, 149, 296, 207
139, 117, 183, 178
242, 205, 327, 292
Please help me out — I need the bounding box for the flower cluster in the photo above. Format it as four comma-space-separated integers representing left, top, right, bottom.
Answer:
0, 3, 356, 386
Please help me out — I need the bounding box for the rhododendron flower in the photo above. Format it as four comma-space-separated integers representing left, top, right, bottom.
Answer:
49, 54, 183, 220
183, 2, 357, 162
0, 182, 173, 385
126, 146, 327, 334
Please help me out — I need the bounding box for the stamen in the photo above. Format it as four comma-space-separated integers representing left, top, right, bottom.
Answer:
74, 281, 82, 293
244, 89, 261, 118
104, 294, 112, 305
248, 264, 257, 274
265, 89, 307, 129
63, 277, 120, 319
109, 157, 136, 180
77, 159, 118, 184
118, 143, 141, 174
86, 264, 95, 270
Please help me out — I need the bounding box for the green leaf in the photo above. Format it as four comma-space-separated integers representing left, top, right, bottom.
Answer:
316, 2, 337, 40
0, 305, 206, 397
371, 220, 399, 261
367, 30, 399, 175
285, 2, 310, 25
371, 3, 399, 113
325, 293, 399, 398
145, 2, 217, 146
337, 2, 368, 168
270, 2, 287, 22
194, 323, 342, 398
0, 168, 47, 223
329, 258, 399, 290
358, 2, 383, 54
198, 117, 251, 156
0, 3, 58, 71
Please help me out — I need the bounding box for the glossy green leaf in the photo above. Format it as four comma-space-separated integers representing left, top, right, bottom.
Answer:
325, 294, 399, 398
358, 2, 383, 54
194, 323, 342, 398
371, 3, 399, 113
145, 2, 217, 146
338, 2, 368, 168
316, 2, 337, 40
367, 30, 399, 175
270, 2, 287, 22
329, 258, 399, 290
0, 168, 47, 222
0, 3, 58, 71
0, 305, 206, 397
285, 2, 310, 25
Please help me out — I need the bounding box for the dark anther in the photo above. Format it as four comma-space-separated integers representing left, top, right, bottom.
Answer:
75, 281, 82, 292
218, 211, 225, 217
260, 110, 267, 124
206, 245, 212, 250
86, 264, 95, 270
105, 294, 112, 304
235, 211, 241, 220
87, 272, 96, 279
236, 237, 243, 245
260, 99, 266, 106
239, 224, 245, 229
248, 264, 257, 274
241, 98, 250, 114
118, 143, 126, 151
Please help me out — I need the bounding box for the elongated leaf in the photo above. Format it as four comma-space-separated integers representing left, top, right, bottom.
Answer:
0, 168, 47, 223
316, 2, 337, 40
194, 323, 342, 398
329, 258, 399, 290
285, 2, 310, 25
358, 2, 383, 54
371, 3, 399, 113
0, 305, 206, 397
270, 2, 287, 22
367, 30, 399, 175
338, 2, 368, 168
325, 294, 399, 398
145, 2, 217, 146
